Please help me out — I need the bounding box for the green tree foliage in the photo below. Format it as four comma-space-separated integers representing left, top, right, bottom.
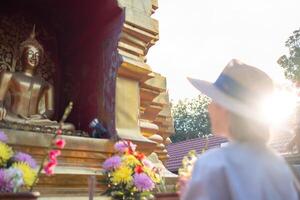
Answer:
278, 28, 300, 82
170, 95, 211, 143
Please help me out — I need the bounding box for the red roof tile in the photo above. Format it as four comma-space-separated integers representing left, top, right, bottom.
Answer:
166, 131, 295, 173
166, 135, 228, 172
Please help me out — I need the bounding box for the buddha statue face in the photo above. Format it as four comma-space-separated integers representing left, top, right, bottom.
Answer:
21, 45, 41, 69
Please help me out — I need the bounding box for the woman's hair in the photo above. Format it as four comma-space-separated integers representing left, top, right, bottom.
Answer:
228, 111, 270, 144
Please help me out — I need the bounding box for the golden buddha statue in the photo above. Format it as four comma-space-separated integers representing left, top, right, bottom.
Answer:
0, 26, 74, 131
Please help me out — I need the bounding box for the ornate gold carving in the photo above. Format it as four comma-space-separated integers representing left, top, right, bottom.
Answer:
0, 14, 55, 84
0, 121, 87, 136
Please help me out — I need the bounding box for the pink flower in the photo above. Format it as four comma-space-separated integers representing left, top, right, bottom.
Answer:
44, 165, 54, 175
44, 149, 62, 176
114, 140, 136, 153
56, 129, 62, 135
49, 150, 61, 161
46, 160, 57, 168
44, 167, 54, 175
43, 160, 57, 176
55, 139, 66, 149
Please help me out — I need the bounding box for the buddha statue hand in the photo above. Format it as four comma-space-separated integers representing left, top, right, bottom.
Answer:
20, 114, 56, 124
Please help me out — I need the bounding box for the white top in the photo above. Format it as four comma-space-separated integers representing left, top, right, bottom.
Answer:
181, 142, 298, 200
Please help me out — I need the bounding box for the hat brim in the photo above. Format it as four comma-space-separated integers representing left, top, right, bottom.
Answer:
187, 77, 261, 120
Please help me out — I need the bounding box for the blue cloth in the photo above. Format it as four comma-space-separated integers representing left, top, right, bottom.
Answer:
214, 74, 258, 105
181, 142, 298, 200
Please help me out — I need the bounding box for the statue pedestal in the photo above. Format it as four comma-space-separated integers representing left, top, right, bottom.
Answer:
2, 128, 114, 197
2, 128, 176, 198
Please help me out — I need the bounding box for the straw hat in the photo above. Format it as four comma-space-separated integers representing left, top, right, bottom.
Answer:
188, 59, 273, 120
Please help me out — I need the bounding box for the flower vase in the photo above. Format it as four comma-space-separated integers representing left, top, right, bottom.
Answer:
155, 192, 179, 200
0, 192, 40, 200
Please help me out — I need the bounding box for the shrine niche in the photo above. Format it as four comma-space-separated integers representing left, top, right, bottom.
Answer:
0, 25, 77, 133
0, 14, 67, 134
0, 0, 124, 136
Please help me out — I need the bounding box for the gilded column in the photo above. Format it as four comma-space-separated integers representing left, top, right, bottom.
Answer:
116, 0, 174, 158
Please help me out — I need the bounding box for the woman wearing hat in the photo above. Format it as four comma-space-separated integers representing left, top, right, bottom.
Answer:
181, 59, 298, 200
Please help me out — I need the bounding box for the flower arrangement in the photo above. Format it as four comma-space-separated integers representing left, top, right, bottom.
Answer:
0, 102, 72, 193
0, 129, 66, 193
178, 150, 197, 180
178, 136, 208, 186
177, 137, 208, 196
0, 131, 37, 192
102, 140, 161, 199
176, 150, 197, 196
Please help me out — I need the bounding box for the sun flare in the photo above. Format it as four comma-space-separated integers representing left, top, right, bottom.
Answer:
261, 88, 298, 126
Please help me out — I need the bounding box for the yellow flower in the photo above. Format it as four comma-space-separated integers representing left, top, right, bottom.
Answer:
13, 162, 37, 187
0, 141, 13, 166
123, 154, 140, 166
111, 166, 133, 184
144, 167, 161, 183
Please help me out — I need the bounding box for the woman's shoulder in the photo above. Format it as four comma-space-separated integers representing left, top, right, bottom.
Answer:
195, 147, 227, 169
190, 148, 230, 181
197, 142, 290, 170
195, 142, 280, 168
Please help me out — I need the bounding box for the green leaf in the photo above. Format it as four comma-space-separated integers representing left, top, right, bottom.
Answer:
171, 95, 211, 143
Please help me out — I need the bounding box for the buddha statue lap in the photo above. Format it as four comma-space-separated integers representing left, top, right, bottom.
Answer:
0, 27, 74, 131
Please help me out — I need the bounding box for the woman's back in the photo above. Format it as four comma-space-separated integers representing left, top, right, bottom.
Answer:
182, 142, 298, 200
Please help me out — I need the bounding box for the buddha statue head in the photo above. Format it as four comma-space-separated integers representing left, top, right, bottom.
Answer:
19, 25, 44, 70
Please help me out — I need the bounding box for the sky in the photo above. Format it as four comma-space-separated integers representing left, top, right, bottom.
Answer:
147, 0, 300, 102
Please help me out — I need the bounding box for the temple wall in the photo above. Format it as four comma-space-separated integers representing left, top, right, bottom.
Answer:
116, 0, 175, 163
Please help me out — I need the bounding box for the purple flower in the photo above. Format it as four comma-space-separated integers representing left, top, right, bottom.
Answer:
13, 152, 37, 168
114, 140, 137, 153
102, 155, 121, 170
0, 169, 13, 192
6, 168, 23, 190
0, 131, 8, 143
114, 141, 128, 152
133, 173, 155, 191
